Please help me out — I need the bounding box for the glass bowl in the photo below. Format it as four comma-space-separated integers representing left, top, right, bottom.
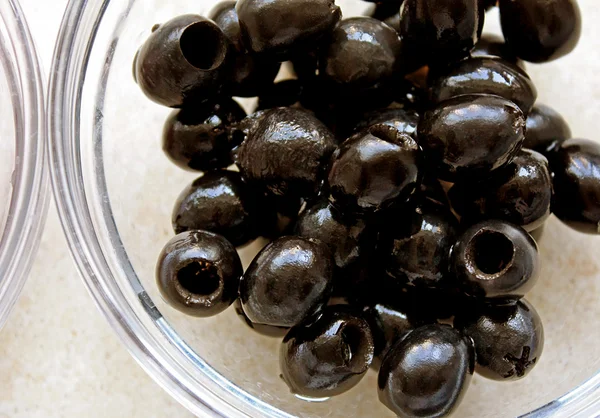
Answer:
48, 0, 600, 416
0, 0, 48, 329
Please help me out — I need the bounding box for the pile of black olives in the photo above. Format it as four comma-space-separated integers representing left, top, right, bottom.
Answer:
135, 0, 597, 415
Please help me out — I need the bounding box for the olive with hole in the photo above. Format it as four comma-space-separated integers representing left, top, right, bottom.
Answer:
236, 0, 341, 59
455, 298, 544, 381
156, 230, 242, 317
499, 0, 581, 63
162, 99, 246, 172
451, 220, 539, 302
208, 1, 281, 97
328, 124, 422, 214
430, 56, 537, 114
378, 324, 475, 417
524, 104, 572, 156
418, 94, 525, 181
239, 236, 334, 328
449, 149, 553, 232
172, 170, 258, 247
135, 15, 233, 107
551, 138, 600, 234
280, 306, 374, 397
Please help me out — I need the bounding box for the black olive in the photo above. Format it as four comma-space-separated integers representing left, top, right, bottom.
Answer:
418, 94, 525, 181
383, 12, 400, 33
156, 230, 242, 317
449, 149, 553, 232
430, 56, 537, 115
236, 0, 341, 60
524, 104, 572, 156
280, 306, 374, 397
320, 17, 403, 98
172, 170, 258, 247
208, 1, 281, 97
371, 0, 404, 22
451, 220, 539, 302
353, 106, 419, 139
236, 107, 336, 199
328, 124, 422, 214
233, 299, 288, 337
471, 33, 521, 66
135, 15, 233, 107
499, 0, 581, 63
294, 198, 371, 273
257, 79, 303, 110
162, 99, 246, 172
379, 197, 459, 289
378, 324, 475, 417
399, 0, 484, 66
239, 236, 334, 327
455, 298, 544, 381
258, 193, 303, 239
551, 138, 600, 234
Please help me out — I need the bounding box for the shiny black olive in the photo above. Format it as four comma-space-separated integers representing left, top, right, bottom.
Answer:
499, 0, 581, 63
239, 236, 334, 327
162, 99, 246, 172
172, 170, 258, 247
430, 56, 537, 114
208, 1, 281, 97
378, 324, 475, 417
524, 104, 572, 155
418, 94, 525, 181
363, 302, 426, 369
451, 220, 539, 301
328, 124, 422, 214
455, 298, 544, 381
156, 230, 242, 317
233, 300, 289, 337
294, 198, 371, 273
280, 306, 374, 397
471, 33, 520, 66
135, 15, 233, 108
383, 12, 400, 33
379, 198, 459, 289
449, 149, 553, 231
236, 107, 336, 199
257, 79, 303, 110
353, 106, 419, 139
551, 138, 600, 234
236, 0, 341, 59
320, 17, 403, 100
399, 0, 484, 66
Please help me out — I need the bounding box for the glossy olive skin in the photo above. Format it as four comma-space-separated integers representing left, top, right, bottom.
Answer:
418, 94, 525, 181
524, 104, 572, 155
233, 300, 288, 337
471, 33, 520, 65
449, 149, 553, 231
320, 18, 403, 97
209, 1, 280, 97
430, 57, 537, 114
364, 302, 426, 369
380, 199, 459, 289
240, 236, 334, 327
499, 0, 581, 63
455, 299, 544, 380
156, 230, 242, 317
162, 100, 246, 172
400, 0, 484, 65
280, 306, 374, 397
328, 124, 422, 214
236, 0, 341, 59
551, 139, 600, 234
172, 171, 258, 247
295, 199, 370, 272
353, 106, 419, 139
135, 15, 232, 107
451, 220, 539, 301
378, 324, 475, 418
236, 107, 336, 199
